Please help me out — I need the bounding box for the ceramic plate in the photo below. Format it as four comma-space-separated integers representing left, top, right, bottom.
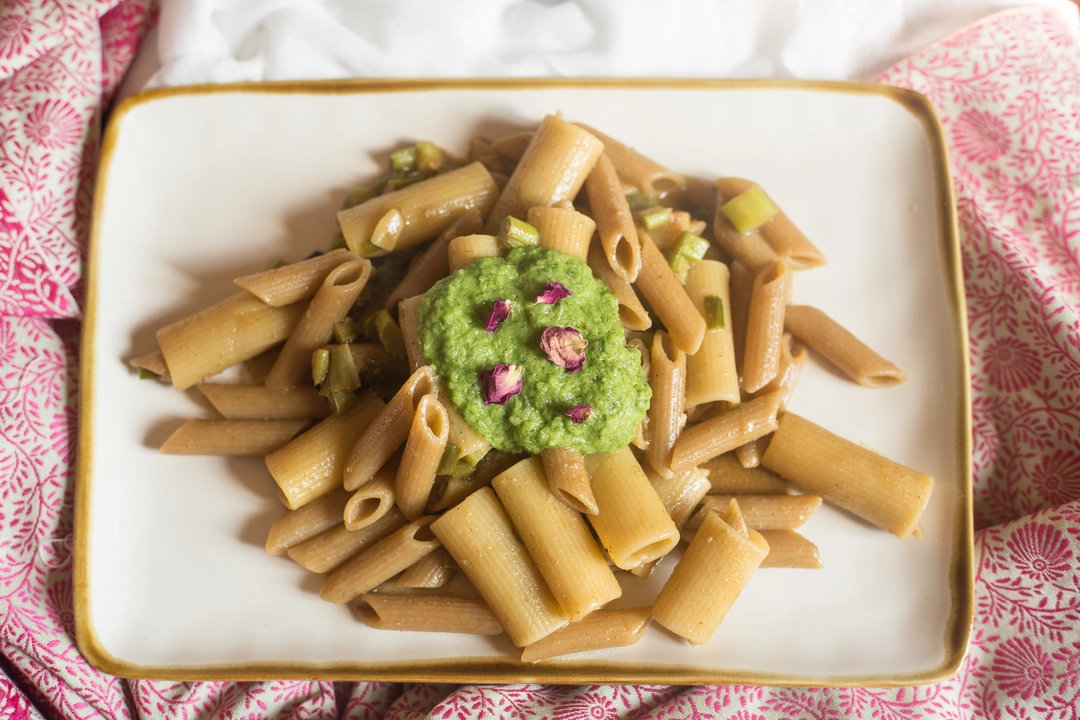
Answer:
77, 79, 972, 684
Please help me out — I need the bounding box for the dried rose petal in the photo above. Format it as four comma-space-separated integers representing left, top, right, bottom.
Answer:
482, 364, 523, 405
530, 281, 573, 306
565, 405, 594, 423
540, 326, 588, 373
485, 299, 515, 332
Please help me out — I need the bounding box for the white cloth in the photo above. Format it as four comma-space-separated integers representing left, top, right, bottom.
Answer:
141, 0, 1074, 89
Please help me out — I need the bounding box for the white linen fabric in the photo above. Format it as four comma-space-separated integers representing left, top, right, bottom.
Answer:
144, 0, 1073, 88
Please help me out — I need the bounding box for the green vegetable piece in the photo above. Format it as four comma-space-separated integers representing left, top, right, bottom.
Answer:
268, 258, 285, 270
383, 174, 424, 192
343, 186, 378, 209
437, 444, 462, 476
625, 192, 657, 211
416, 141, 444, 172
138, 367, 161, 381
312, 347, 330, 387
639, 206, 672, 230
330, 343, 361, 391
498, 216, 540, 250
666, 230, 711, 282
334, 318, 359, 344
720, 186, 779, 234
359, 241, 382, 257
704, 295, 726, 330
449, 459, 475, 481
390, 147, 417, 173
328, 388, 358, 416
375, 309, 407, 359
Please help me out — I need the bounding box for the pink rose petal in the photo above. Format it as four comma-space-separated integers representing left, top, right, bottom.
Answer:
485, 299, 515, 332
540, 326, 588, 373
565, 405, 594, 423
530, 281, 573, 306
482, 363, 523, 405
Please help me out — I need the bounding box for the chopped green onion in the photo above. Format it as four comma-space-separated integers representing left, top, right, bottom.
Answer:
704, 295, 726, 329
359, 241, 382, 256
498, 216, 540, 249
449, 459, 475, 481
268, 258, 285, 269
333, 318, 359, 344
720, 186, 779, 234
343, 186, 378, 209
138, 368, 161, 381
625, 192, 657, 211
356, 305, 381, 341
415, 141, 444, 172
639, 206, 673, 230
462, 447, 489, 467
375, 309, 407, 359
319, 343, 361, 399
311, 347, 330, 386
437, 444, 462, 476
390, 147, 417, 173
328, 388, 358, 416
383, 174, 424, 192
666, 231, 711, 282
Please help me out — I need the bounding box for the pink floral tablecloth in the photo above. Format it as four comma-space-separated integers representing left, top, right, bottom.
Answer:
2, 2, 1080, 719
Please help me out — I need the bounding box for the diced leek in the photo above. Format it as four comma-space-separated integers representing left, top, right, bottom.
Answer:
720, 186, 778, 234
462, 447, 489, 467
416, 141, 444, 172
390, 147, 417, 173
138, 368, 161, 381
311, 347, 330, 386
498, 216, 540, 249
437, 444, 462, 476
357, 305, 381, 341
669, 254, 692, 284
328, 388, 358, 416
333, 318, 359, 344
268, 258, 285, 269
704, 295, 725, 330
383, 174, 424, 192
359, 241, 382, 256
330, 344, 361, 391
666, 230, 710, 282
625, 192, 657, 211
375, 309, 407, 359
449, 459, 475, 481
343, 186, 378, 209
638, 206, 672, 230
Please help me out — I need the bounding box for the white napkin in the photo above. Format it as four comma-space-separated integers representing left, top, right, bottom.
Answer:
143, 0, 1073, 89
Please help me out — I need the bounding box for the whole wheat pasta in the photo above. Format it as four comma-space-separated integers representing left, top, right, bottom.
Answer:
343, 457, 399, 531
529, 206, 596, 261
636, 232, 705, 355
320, 516, 441, 603
483, 114, 604, 233
639, 210, 692, 252
586, 242, 651, 331
266, 392, 385, 510
584, 447, 680, 570
396, 394, 449, 521
701, 452, 789, 494
338, 162, 499, 253
426, 449, 521, 514
265, 259, 372, 389
492, 457, 620, 621
384, 209, 482, 312
490, 131, 533, 162
265, 486, 351, 555
520, 607, 652, 663
758, 530, 823, 568
669, 390, 783, 474
469, 136, 509, 175
686, 494, 822, 531
233, 249, 360, 307
743, 261, 793, 394
442, 397, 491, 466
712, 182, 781, 275
160, 419, 309, 456
398, 295, 427, 373
729, 261, 753, 375
447, 234, 501, 273
575, 124, 686, 198
684, 260, 740, 408
715, 178, 826, 270
584, 152, 641, 281
717, 497, 749, 536
652, 506, 768, 645
645, 465, 712, 530
130, 351, 170, 380
157, 292, 305, 391
355, 593, 502, 635
736, 332, 808, 467
540, 446, 598, 515
197, 383, 329, 420
430, 487, 568, 647
287, 507, 407, 573
784, 305, 907, 388
646, 330, 687, 480
342, 366, 438, 491
395, 546, 455, 589
761, 412, 934, 539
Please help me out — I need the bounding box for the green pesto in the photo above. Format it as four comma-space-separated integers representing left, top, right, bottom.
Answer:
420, 246, 651, 455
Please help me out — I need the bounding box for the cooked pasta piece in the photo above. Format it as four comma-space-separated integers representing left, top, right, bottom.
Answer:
265, 259, 372, 388
586, 242, 651, 331
197, 383, 329, 420
266, 392, 385, 509
743, 261, 793, 394
652, 506, 768, 645
728, 261, 753, 375
160, 419, 309, 455
343, 457, 398, 531
338, 162, 499, 253
355, 593, 502, 635
398, 295, 427, 372
130, 351, 170, 380
483, 114, 604, 234
491, 131, 533, 162
758, 530, 822, 568
395, 547, 455, 589
646, 330, 687, 479
715, 178, 826, 270
717, 497, 748, 536
645, 465, 712, 530
576, 124, 686, 198
540, 446, 598, 515
447, 234, 501, 273
157, 292, 306, 391
584, 152, 641, 282
684, 260, 739, 408
521, 607, 652, 662
711, 183, 780, 274
396, 394, 449, 521
287, 507, 407, 573
639, 210, 692, 252
342, 366, 438, 491
265, 486, 352, 556
736, 332, 807, 467
584, 447, 680, 570
529, 206, 596, 260
233, 249, 360, 307
320, 516, 441, 603
384, 209, 482, 312
702, 452, 789, 495
426, 449, 522, 514
784, 305, 907, 388
636, 232, 705, 355
761, 413, 934, 539
670, 390, 783, 474
492, 457, 620, 621
441, 397, 491, 465
686, 494, 822, 531
431, 487, 568, 647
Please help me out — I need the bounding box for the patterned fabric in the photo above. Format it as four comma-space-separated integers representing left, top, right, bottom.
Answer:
1, 3, 1079, 720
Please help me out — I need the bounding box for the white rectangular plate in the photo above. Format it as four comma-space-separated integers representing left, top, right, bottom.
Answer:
77, 80, 972, 685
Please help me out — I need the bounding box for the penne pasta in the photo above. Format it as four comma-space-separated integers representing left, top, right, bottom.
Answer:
441, 398, 492, 466
540, 446, 598, 516
728, 261, 753, 375
320, 516, 441, 603
646, 330, 687, 480
265, 486, 351, 556
395, 394, 449, 521
584, 152, 641, 282
447, 234, 501, 273
684, 260, 740, 408
395, 546, 455, 589
197, 383, 329, 420
529, 206, 596, 261
761, 413, 934, 539
715, 178, 826, 270
343, 457, 398, 531
384, 209, 482, 312
645, 465, 712, 530
701, 452, 789, 494
130, 351, 170, 380
736, 332, 808, 467
784, 305, 907, 388
233, 249, 361, 307
160, 419, 309, 455
758, 530, 823, 569
575, 124, 686, 198
520, 607, 652, 662
586, 242, 651, 331
426, 449, 522, 514
355, 593, 502, 635
490, 131, 533, 162
669, 390, 783, 474
742, 261, 793, 394
287, 507, 407, 573
636, 232, 705, 355
711, 182, 781, 274
398, 295, 427, 373
686, 494, 822, 531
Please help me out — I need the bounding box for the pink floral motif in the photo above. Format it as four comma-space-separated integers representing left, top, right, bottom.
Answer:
0, 14, 33, 64
992, 637, 1056, 700
982, 336, 1041, 391
953, 109, 1012, 164
1029, 450, 1080, 508
23, 99, 82, 149
551, 691, 618, 720
1005, 522, 1073, 584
